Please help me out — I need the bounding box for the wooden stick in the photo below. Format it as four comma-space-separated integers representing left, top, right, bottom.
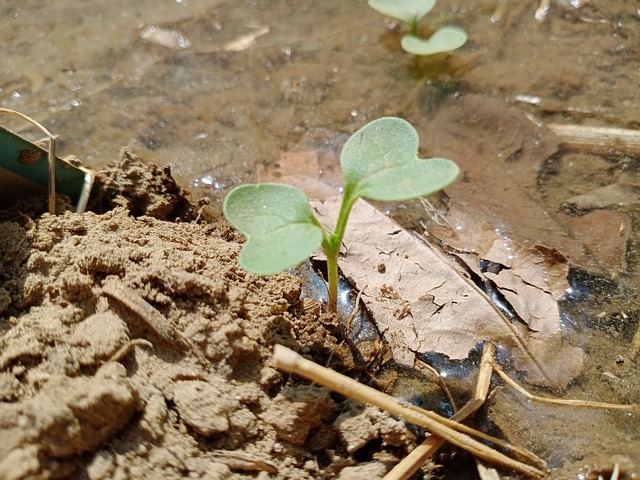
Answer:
272, 345, 546, 478
547, 123, 640, 155
384, 344, 546, 480
107, 339, 153, 363
384, 343, 497, 480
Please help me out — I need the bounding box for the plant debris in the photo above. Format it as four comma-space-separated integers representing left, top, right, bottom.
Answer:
313, 196, 583, 389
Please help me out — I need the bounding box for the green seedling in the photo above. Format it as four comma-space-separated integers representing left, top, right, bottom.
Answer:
223, 117, 459, 313
368, 0, 468, 56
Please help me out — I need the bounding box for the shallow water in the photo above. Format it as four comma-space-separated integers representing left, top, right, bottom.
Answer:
2, 0, 640, 478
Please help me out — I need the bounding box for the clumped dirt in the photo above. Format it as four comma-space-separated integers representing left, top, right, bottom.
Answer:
0, 154, 422, 480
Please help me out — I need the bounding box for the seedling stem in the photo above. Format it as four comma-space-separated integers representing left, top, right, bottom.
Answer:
223, 117, 460, 315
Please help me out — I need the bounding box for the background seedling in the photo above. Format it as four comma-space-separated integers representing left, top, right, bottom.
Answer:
223, 117, 459, 313
368, 0, 468, 56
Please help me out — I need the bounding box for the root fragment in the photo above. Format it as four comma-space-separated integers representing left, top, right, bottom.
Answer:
102, 279, 209, 368
490, 358, 639, 413
107, 339, 153, 364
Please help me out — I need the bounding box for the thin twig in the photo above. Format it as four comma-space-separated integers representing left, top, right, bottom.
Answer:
490, 358, 640, 412
272, 344, 546, 478
346, 284, 366, 339
414, 358, 457, 413
384, 343, 499, 480
107, 338, 153, 364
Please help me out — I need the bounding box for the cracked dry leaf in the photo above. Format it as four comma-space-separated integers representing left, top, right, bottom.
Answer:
482, 241, 569, 332
313, 197, 583, 389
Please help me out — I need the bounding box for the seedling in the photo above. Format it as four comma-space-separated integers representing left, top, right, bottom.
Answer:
223, 117, 459, 313
368, 0, 468, 56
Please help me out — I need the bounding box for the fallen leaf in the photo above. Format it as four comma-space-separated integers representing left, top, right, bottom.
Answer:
452, 240, 570, 333
313, 196, 583, 389
562, 209, 631, 274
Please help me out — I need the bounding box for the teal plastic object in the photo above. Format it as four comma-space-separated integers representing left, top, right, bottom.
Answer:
0, 123, 94, 213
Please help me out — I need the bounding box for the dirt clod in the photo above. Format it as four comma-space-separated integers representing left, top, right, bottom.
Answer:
0, 157, 414, 479
261, 384, 336, 445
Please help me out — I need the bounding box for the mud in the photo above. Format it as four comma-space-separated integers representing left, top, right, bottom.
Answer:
0, 156, 426, 480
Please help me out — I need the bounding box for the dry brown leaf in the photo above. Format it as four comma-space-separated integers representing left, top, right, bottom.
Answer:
449, 240, 569, 334
313, 197, 583, 389
484, 242, 569, 330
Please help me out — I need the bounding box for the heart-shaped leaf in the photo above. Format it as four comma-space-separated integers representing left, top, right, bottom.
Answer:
401, 26, 468, 55
223, 184, 324, 275
341, 117, 460, 202
368, 0, 436, 25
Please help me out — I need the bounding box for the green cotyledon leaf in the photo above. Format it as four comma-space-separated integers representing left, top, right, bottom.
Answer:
340, 117, 460, 203
401, 26, 468, 55
223, 183, 324, 275
367, 0, 436, 25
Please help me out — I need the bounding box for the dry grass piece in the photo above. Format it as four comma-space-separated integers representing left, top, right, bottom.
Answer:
489, 357, 640, 413
272, 344, 547, 478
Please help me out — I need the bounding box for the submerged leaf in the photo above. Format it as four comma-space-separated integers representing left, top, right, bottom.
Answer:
341, 117, 459, 202
401, 26, 468, 55
223, 184, 324, 275
423, 94, 630, 276
367, 0, 436, 25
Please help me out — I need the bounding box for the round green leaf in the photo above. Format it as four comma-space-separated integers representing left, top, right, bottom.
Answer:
223, 184, 324, 275
341, 117, 460, 202
401, 26, 468, 55
368, 0, 436, 24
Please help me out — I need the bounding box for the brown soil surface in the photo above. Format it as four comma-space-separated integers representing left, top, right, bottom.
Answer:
0, 153, 420, 480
